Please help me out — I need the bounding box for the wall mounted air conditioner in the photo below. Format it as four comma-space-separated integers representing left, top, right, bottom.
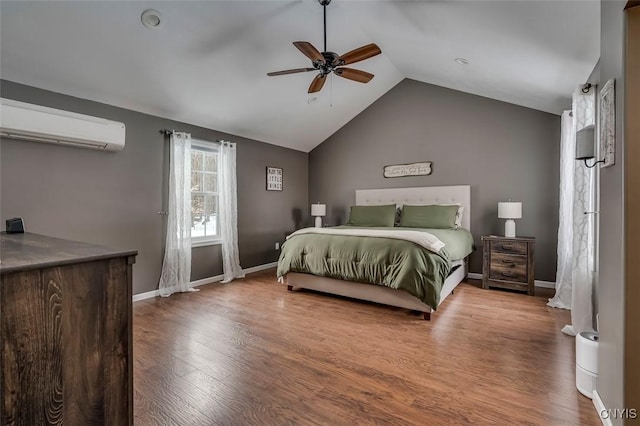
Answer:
0, 98, 126, 151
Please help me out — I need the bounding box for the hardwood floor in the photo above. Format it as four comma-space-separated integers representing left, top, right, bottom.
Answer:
133, 270, 600, 425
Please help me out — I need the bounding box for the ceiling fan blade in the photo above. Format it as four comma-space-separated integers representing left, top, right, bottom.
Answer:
308, 74, 327, 93
338, 43, 382, 66
334, 68, 374, 84
267, 68, 316, 77
293, 41, 325, 63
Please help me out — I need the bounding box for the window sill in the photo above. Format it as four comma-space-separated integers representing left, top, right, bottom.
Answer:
192, 239, 222, 248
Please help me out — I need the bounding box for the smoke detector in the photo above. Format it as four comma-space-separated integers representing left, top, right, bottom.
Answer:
141, 10, 162, 30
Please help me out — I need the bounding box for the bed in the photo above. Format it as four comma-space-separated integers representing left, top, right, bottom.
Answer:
277, 185, 473, 320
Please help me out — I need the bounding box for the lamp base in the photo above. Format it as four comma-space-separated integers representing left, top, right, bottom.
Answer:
315, 216, 323, 228
504, 219, 516, 238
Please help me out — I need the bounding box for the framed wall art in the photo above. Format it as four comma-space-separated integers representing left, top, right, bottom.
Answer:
266, 166, 283, 191
383, 162, 432, 178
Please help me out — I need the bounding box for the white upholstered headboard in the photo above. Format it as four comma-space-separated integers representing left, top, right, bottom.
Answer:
355, 185, 471, 230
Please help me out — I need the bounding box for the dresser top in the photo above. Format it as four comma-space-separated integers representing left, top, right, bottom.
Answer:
0, 232, 137, 275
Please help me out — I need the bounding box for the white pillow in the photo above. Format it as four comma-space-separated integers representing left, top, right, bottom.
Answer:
455, 206, 464, 228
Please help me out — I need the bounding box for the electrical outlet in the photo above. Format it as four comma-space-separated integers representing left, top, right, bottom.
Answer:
275, 242, 280, 250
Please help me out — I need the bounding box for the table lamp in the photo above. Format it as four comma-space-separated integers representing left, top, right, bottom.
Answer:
311, 203, 326, 228
498, 201, 522, 238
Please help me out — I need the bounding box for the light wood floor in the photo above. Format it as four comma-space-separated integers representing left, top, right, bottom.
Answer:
133, 270, 601, 425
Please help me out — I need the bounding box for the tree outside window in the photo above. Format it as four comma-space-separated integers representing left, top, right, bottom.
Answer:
191, 142, 219, 245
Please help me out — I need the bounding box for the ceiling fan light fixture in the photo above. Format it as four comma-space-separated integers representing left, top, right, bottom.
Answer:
141, 10, 162, 30
267, 0, 380, 94
455, 57, 470, 65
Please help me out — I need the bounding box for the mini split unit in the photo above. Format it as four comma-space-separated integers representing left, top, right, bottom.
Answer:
0, 98, 126, 151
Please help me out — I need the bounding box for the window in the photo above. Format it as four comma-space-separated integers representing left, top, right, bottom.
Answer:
191, 140, 219, 246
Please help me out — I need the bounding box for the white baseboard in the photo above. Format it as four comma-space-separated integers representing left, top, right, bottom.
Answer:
132, 289, 162, 302
466, 272, 555, 289
132, 274, 223, 302
242, 261, 278, 275
533, 280, 556, 289
132, 261, 278, 302
133, 290, 160, 303
189, 274, 225, 288
592, 390, 611, 426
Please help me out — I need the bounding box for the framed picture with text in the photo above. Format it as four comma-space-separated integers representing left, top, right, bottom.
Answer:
266, 166, 283, 191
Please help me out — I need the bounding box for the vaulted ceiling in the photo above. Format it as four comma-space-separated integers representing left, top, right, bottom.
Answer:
0, 1, 599, 152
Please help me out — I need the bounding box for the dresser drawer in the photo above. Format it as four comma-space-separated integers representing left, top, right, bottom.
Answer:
491, 240, 528, 256
490, 253, 527, 282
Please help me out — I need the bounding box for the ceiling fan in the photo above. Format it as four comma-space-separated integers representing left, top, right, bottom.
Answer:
267, 0, 381, 94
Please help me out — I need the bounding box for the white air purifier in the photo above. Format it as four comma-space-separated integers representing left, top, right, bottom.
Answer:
576, 331, 599, 399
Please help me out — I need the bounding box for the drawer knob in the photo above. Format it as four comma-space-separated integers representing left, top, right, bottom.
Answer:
501, 245, 513, 250
502, 272, 515, 277
501, 259, 514, 264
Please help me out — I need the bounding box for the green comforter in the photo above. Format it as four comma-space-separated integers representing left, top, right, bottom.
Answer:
276, 226, 474, 310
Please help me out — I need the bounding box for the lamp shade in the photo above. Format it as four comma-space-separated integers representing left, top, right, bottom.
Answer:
311, 203, 326, 217
498, 202, 522, 219
576, 125, 596, 160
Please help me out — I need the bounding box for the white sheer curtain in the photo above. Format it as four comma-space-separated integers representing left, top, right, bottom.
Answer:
158, 132, 198, 297
548, 88, 595, 335
548, 111, 575, 310
218, 140, 244, 283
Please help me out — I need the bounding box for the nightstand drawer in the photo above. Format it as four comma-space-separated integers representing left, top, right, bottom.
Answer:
491, 240, 528, 256
490, 253, 527, 282
491, 252, 527, 267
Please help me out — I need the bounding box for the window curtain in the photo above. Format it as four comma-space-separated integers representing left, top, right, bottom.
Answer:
548, 111, 575, 311
218, 141, 244, 283
547, 88, 595, 335
159, 132, 197, 297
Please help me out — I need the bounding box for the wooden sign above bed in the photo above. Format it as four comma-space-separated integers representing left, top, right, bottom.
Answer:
383, 162, 432, 178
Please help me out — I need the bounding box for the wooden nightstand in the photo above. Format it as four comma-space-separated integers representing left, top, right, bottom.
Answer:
482, 235, 535, 295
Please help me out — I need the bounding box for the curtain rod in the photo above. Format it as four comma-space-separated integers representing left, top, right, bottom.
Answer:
581, 83, 593, 93
567, 83, 596, 117
158, 129, 234, 145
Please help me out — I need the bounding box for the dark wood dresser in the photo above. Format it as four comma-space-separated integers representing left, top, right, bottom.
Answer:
0, 232, 137, 425
481, 235, 535, 296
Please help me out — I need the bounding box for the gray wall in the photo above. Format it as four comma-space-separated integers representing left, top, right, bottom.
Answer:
0, 80, 308, 295
309, 79, 561, 280
596, 1, 626, 422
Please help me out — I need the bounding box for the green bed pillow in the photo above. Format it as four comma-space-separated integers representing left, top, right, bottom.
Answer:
347, 204, 396, 227
399, 204, 459, 229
